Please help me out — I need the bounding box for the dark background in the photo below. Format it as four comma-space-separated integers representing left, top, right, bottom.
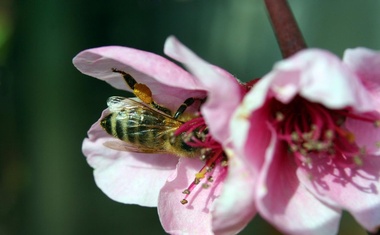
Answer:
1, 0, 379, 234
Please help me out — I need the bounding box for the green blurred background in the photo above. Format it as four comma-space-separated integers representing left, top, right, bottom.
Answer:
1, 0, 380, 234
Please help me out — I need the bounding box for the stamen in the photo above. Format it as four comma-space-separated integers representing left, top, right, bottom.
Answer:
175, 115, 227, 205
184, 147, 224, 202
270, 96, 379, 171
336, 110, 380, 125
334, 126, 355, 143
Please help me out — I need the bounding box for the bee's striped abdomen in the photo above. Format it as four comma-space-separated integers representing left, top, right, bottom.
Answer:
101, 108, 172, 149
101, 113, 113, 136
136, 109, 155, 145
116, 115, 127, 140
101, 112, 129, 141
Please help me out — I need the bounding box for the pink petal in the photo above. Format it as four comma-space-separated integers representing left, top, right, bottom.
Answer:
164, 36, 244, 144
231, 84, 282, 200
345, 116, 380, 155
266, 49, 377, 112
211, 153, 257, 235
73, 46, 206, 111
297, 155, 380, 232
158, 158, 225, 235
83, 110, 178, 207
226, 85, 279, 235
256, 128, 341, 235
230, 74, 275, 164
343, 48, 380, 108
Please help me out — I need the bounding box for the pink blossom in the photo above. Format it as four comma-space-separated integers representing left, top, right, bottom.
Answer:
231, 48, 380, 235
73, 36, 250, 234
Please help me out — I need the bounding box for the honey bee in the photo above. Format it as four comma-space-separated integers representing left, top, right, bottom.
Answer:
100, 68, 205, 157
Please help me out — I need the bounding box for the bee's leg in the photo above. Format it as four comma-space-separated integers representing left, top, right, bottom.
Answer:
151, 102, 172, 116
112, 68, 137, 90
174, 97, 205, 119
112, 68, 172, 115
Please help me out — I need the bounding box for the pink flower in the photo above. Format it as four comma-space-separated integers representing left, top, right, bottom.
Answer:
231, 48, 380, 235
73, 36, 250, 234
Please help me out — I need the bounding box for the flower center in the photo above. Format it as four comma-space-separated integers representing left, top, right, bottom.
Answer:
269, 96, 379, 168
174, 116, 228, 205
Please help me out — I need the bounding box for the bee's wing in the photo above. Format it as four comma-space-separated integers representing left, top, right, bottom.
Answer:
107, 96, 182, 128
107, 96, 130, 112
107, 96, 173, 118
103, 140, 168, 153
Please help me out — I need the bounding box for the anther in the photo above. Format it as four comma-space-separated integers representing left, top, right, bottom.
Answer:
202, 183, 210, 189
181, 199, 188, 205
276, 112, 284, 121
182, 189, 190, 195
290, 144, 298, 152
302, 131, 313, 140
324, 130, 334, 140
353, 156, 363, 166
207, 176, 214, 182
291, 132, 299, 142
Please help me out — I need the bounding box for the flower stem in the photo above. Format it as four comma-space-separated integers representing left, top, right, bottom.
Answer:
264, 0, 307, 58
